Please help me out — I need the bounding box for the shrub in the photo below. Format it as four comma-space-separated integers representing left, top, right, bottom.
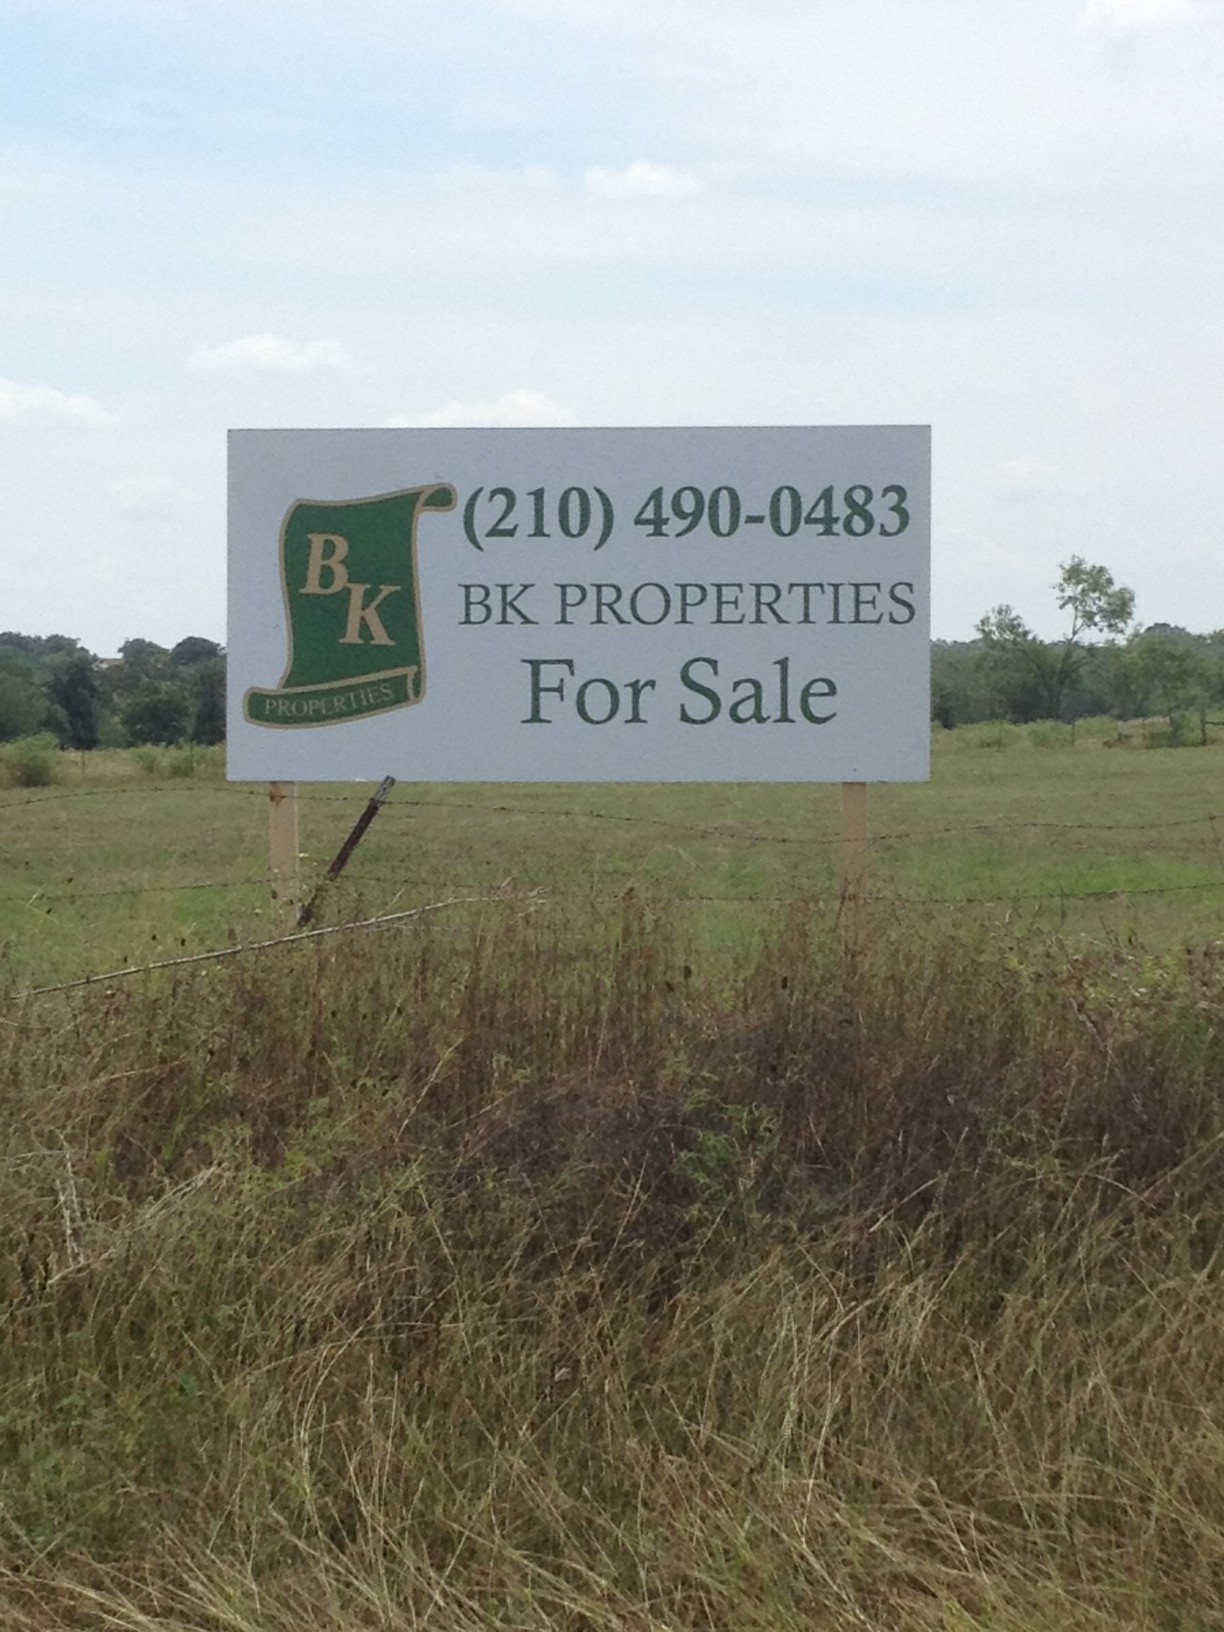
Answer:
132, 746, 163, 776
1072, 714, 1117, 742
0, 731, 59, 787
1140, 714, 1200, 749
970, 720, 1022, 750
1169, 711, 1198, 746
1027, 721, 1074, 749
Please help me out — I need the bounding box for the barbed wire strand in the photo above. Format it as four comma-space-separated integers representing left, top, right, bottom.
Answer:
382, 797, 1224, 840
1, 877, 272, 904
6, 889, 531, 1002
2, 776, 1224, 842
6, 845, 1224, 909
9, 875, 1224, 1002
9, 862, 1224, 910
5, 784, 1224, 855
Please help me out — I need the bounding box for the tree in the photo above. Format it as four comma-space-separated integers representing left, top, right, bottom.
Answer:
973, 606, 1059, 722
114, 638, 171, 693
0, 633, 44, 660
1115, 630, 1217, 741
121, 681, 192, 747
171, 635, 223, 668
190, 657, 226, 745
0, 668, 48, 741
46, 653, 101, 749
1054, 554, 1134, 652
975, 557, 1135, 722
930, 640, 1003, 727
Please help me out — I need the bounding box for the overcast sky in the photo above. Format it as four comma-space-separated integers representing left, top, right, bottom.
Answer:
3, 0, 1221, 653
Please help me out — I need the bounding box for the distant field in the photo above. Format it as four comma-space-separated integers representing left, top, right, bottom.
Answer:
3, 725, 1224, 988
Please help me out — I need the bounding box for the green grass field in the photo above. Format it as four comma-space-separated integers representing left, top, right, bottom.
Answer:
4, 723, 1224, 990
4, 729, 1224, 1628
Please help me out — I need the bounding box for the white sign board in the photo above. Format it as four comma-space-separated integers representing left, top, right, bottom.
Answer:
227, 426, 930, 782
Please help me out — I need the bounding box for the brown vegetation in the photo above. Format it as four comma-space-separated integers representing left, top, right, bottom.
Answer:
3, 901, 1224, 1627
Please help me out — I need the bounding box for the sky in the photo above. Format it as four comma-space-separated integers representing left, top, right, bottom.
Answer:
2, 0, 1221, 654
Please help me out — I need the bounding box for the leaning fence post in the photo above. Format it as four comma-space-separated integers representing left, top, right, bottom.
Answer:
297, 776, 396, 928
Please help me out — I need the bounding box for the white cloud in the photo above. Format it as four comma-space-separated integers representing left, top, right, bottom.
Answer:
108, 474, 201, 511
397, 389, 577, 428
1075, 0, 1211, 35
583, 161, 702, 200
0, 376, 114, 427
187, 334, 350, 375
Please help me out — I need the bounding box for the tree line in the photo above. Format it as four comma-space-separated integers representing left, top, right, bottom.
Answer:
934, 558, 1224, 738
0, 633, 225, 749
3, 560, 1223, 750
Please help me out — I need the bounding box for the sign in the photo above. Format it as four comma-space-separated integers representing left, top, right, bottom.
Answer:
227, 426, 930, 782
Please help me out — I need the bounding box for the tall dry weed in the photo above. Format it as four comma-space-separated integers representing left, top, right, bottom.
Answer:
3, 901, 1224, 1627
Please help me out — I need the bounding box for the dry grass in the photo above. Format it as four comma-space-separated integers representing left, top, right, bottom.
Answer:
3, 900, 1224, 1627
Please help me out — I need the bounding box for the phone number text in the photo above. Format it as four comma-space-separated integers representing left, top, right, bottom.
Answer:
461, 483, 912, 551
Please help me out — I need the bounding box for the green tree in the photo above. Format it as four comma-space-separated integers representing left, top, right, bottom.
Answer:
122, 681, 192, 747
39, 634, 85, 658
0, 633, 44, 661
190, 657, 226, 745
1116, 630, 1217, 741
111, 638, 171, 699
931, 640, 1001, 727
170, 635, 223, 668
46, 653, 101, 749
975, 557, 1135, 722
973, 605, 1057, 722
0, 667, 48, 741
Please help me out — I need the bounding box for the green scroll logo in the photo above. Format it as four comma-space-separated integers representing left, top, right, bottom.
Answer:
244, 484, 456, 728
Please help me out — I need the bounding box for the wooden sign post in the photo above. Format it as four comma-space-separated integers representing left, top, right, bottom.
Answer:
840, 781, 868, 968
267, 781, 299, 927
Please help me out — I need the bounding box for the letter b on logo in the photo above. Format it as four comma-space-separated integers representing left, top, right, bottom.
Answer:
302, 533, 351, 595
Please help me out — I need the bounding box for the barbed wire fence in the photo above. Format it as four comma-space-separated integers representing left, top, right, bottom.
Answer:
5, 779, 1224, 999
